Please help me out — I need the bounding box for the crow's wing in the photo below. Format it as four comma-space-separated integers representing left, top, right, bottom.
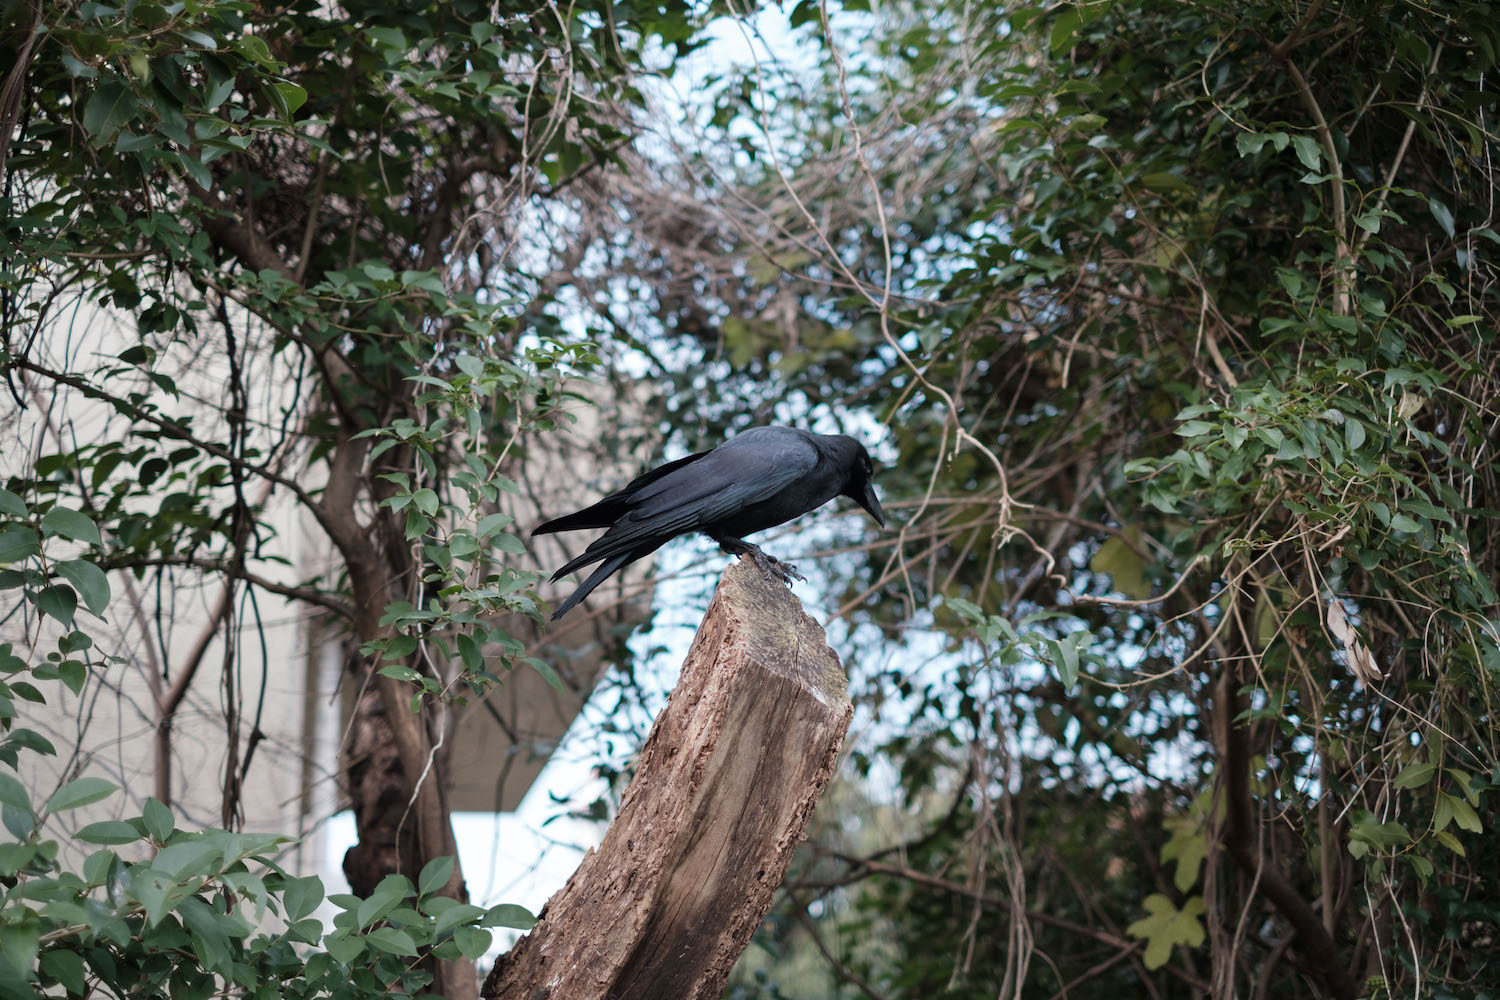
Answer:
549, 432, 819, 580
532, 449, 711, 535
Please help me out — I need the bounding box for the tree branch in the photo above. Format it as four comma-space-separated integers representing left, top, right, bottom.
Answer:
1217, 616, 1359, 1000
156, 584, 233, 807
0, 0, 42, 183
789, 896, 892, 1000
104, 556, 354, 619
1269, 0, 1328, 59
186, 178, 297, 280
1279, 56, 1351, 315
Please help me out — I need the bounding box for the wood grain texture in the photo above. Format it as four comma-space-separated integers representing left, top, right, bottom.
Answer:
483, 559, 852, 1000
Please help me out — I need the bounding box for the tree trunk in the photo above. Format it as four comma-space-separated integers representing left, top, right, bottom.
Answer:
483, 559, 853, 1000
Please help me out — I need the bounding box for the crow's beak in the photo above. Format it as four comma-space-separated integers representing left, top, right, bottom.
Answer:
857, 481, 885, 528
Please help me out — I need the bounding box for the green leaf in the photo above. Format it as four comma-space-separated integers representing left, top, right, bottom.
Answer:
56, 560, 110, 617
6, 728, 54, 754
0, 489, 26, 517
434, 902, 485, 934
378, 664, 421, 682
115, 132, 163, 153
1435, 829, 1466, 856
523, 657, 565, 693
1160, 814, 1208, 893
477, 512, 512, 537
1352, 816, 1411, 848
34, 586, 78, 628
152, 838, 222, 879
284, 917, 323, 944
357, 873, 412, 928
453, 925, 491, 959
205, 73, 235, 110
367, 26, 408, 50
82, 82, 139, 139
142, 797, 174, 841
1049, 8, 1081, 55
273, 81, 307, 115
1392, 761, 1436, 790
176, 28, 217, 48
129, 868, 172, 925
455, 632, 484, 672
1140, 171, 1194, 195
1235, 130, 1286, 157
177, 895, 232, 972
1428, 196, 1455, 238
235, 34, 276, 66
41, 508, 102, 546
1045, 636, 1080, 687
1445, 792, 1483, 833
493, 533, 526, 555
365, 927, 418, 956
46, 777, 117, 813
1389, 513, 1421, 533
944, 596, 984, 622
77, 820, 144, 845
324, 932, 365, 964
176, 151, 212, 188
1127, 894, 1205, 970
419, 855, 455, 896
1235, 131, 1267, 156
483, 903, 536, 930
0, 525, 39, 564
1451, 769, 1479, 806
283, 875, 324, 922
0, 773, 31, 813
4, 682, 41, 705
40, 948, 86, 994
57, 659, 87, 695
3, 802, 37, 840
1289, 134, 1322, 171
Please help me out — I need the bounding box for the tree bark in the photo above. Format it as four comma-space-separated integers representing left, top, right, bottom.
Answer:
484, 559, 853, 1000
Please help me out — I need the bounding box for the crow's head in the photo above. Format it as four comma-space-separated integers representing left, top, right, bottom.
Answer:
831, 436, 885, 528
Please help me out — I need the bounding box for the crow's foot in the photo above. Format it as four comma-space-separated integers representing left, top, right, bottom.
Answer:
717, 537, 806, 584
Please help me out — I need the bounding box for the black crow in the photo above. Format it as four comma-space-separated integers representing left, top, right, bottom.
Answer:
534, 426, 885, 620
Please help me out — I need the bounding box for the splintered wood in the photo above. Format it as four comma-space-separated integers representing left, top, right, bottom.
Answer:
483, 559, 853, 1000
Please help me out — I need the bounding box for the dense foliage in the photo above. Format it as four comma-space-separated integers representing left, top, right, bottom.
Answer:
663, 1, 1500, 997
0, 0, 700, 996
2, 0, 1498, 997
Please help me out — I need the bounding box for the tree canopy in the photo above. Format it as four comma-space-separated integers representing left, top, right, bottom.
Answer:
2, 0, 1498, 998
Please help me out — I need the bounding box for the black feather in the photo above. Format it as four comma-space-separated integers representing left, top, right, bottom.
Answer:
531, 450, 709, 536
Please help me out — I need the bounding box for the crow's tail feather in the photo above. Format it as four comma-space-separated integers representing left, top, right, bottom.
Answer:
550, 540, 612, 582
549, 541, 664, 620
532, 451, 711, 537
532, 498, 625, 537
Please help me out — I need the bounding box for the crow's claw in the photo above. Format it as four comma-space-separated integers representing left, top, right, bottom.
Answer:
718, 538, 805, 586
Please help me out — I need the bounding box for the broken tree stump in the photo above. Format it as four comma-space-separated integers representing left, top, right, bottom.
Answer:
482, 559, 853, 1000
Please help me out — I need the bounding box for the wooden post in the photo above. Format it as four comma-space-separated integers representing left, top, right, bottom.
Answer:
483, 559, 853, 1000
